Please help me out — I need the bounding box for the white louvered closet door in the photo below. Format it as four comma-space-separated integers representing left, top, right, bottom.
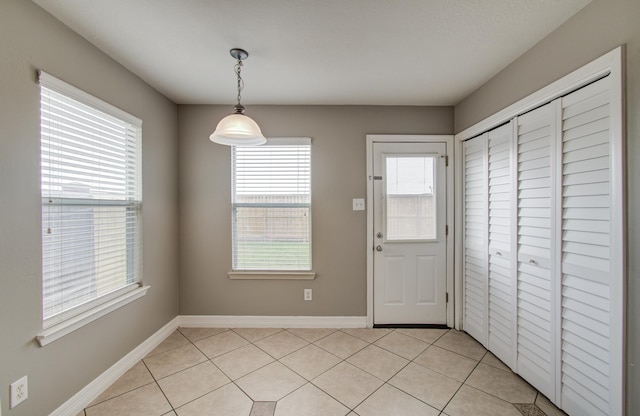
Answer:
487, 122, 515, 368
559, 76, 619, 416
459, 56, 624, 416
515, 102, 558, 401
463, 135, 488, 346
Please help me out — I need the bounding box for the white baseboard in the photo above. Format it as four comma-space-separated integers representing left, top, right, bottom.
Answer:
49, 317, 179, 416
50, 314, 366, 415
178, 315, 368, 328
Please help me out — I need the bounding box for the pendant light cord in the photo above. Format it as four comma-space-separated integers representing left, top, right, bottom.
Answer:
235, 59, 244, 107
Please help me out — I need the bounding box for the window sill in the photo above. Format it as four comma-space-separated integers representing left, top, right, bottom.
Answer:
228, 271, 316, 280
36, 285, 150, 347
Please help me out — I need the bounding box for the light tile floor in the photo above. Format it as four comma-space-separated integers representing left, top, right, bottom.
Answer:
79, 328, 568, 416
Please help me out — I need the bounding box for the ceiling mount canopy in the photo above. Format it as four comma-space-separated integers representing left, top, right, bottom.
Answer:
210, 48, 266, 146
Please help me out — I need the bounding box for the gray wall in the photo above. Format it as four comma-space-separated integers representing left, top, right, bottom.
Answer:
454, 0, 640, 413
178, 105, 453, 316
0, 1, 179, 415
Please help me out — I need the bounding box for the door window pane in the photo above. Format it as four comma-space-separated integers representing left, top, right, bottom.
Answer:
385, 155, 436, 240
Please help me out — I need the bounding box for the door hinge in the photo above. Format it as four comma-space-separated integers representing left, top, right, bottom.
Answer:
446, 292, 449, 303
445, 225, 449, 236
441, 155, 449, 166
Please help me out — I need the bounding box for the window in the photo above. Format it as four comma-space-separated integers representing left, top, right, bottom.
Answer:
232, 138, 311, 271
39, 72, 142, 330
385, 155, 436, 240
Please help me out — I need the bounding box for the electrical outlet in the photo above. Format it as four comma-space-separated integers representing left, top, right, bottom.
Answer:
304, 288, 312, 301
10, 376, 28, 408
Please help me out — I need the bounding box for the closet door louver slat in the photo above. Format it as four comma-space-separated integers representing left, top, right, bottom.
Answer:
515, 103, 557, 400
463, 135, 488, 345
487, 123, 515, 366
560, 78, 612, 416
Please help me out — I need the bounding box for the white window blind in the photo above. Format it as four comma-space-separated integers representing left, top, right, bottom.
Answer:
39, 71, 142, 326
232, 138, 311, 271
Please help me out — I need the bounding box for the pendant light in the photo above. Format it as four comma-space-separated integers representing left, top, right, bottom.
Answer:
210, 48, 266, 146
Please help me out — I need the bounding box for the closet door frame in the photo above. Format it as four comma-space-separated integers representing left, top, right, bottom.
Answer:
454, 46, 625, 414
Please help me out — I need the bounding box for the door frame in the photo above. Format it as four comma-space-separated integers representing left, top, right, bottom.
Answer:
366, 135, 455, 328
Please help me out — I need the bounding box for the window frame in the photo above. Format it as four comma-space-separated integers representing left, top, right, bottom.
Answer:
229, 137, 314, 278
37, 71, 148, 346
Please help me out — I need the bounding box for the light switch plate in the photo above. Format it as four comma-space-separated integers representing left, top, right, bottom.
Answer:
352, 198, 365, 211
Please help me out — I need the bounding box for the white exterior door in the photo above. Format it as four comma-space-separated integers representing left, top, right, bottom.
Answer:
373, 142, 447, 325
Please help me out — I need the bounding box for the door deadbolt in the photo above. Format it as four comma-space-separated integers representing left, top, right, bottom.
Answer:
377, 232, 383, 239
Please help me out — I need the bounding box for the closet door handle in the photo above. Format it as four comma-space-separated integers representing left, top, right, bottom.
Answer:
528, 258, 537, 265
495, 251, 502, 256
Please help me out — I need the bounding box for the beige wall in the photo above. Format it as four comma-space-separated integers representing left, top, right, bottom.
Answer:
5, 0, 637, 413
178, 105, 453, 316
454, 0, 640, 412
0, 1, 179, 415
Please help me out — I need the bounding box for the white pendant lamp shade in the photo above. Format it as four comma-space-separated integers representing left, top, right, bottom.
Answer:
210, 113, 266, 146
210, 48, 266, 146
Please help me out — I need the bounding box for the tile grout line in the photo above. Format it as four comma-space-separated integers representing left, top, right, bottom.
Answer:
307, 328, 448, 413
85, 327, 555, 415
307, 328, 440, 413
139, 356, 175, 413
377, 329, 465, 414
292, 329, 388, 412
437, 348, 488, 413
83, 358, 165, 413
234, 328, 366, 415
151, 328, 237, 413
185, 329, 257, 413
289, 331, 374, 412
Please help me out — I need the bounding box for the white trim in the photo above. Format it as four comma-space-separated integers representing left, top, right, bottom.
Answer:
265, 137, 312, 146
228, 271, 316, 280
509, 120, 519, 370
37, 286, 150, 347
365, 134, 455, 328
49, 314, 367, 415
552, 99, 563, 404
608, 46, 626, 416
550, 99, 562, 403
455, 47, 620, 142
43, 283, 140, 329
178, 315, 367, 328
38, 70, 142, 127
482, 133, 489, 347
453, 135, 464, 330
49, 316, 179, 416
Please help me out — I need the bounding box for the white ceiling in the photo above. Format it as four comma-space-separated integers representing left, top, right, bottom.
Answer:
33, 0, 591, 106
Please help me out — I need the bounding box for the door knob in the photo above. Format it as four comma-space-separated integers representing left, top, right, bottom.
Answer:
376, 245, 383, 252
